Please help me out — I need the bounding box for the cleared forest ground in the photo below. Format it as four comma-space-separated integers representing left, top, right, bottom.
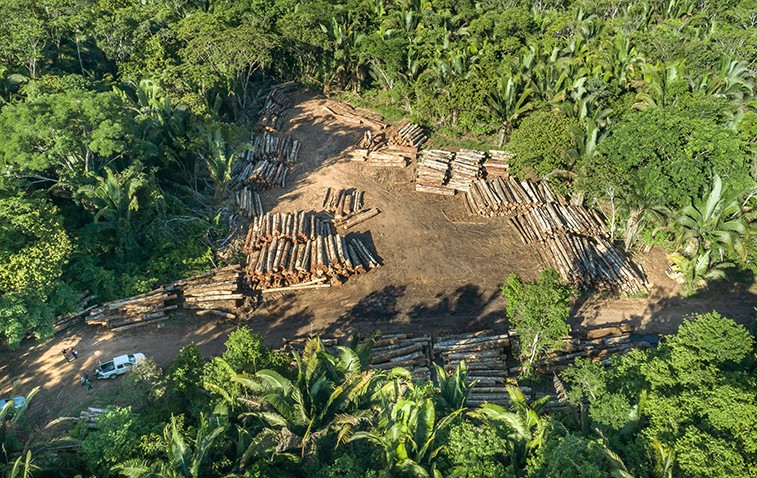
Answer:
1, 90, 755, 430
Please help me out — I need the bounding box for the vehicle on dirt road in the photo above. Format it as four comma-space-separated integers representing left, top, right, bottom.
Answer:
94, 353, 146, 379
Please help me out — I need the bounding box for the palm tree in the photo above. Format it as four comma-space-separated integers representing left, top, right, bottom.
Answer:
487, 70, 534, 146
233, 338, 382, 459
472, 385, 549, 472
198, 124, 239, 203
651, 438, 675, 478
113, 410, 226, 478
434, 362, 473, 413
348, 394, 463, 478
1, 387, 39, 454
1, 451, 38, 478
632, 61, 689, 110
675, 175, 749, 262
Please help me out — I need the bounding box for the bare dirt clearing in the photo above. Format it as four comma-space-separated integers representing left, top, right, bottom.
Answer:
1, 90, 755, 429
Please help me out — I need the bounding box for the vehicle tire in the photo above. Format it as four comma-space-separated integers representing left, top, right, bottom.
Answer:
109, 374, 117, 379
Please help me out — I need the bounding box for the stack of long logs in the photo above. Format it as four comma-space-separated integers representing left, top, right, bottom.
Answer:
349, 147, 414, 167
236, 187, 264, 218
435, 331, 513, 406
447, 149, 485, 193
54, 292, 97, 333
257, 82, 296, 132
173, 265, 243, 319
389, 123, 428, 149
86, 287, 177, 331
415, 150, 454, 195
79, 407, 106, 428
369, 334, 433, 380
252, 132, 301, 166
510, 331, 649, 376
244, 212, 380, 290
465, 178, 647, 293
483, 150, 514, 178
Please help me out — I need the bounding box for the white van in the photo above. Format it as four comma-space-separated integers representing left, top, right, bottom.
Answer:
94, 353, 146, 379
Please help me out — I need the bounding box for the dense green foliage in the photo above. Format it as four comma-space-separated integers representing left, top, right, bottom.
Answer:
9, 314, 749, 477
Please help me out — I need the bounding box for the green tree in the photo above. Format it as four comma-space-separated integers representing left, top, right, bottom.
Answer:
501, 269, 574, 376
507, 110, 580, 178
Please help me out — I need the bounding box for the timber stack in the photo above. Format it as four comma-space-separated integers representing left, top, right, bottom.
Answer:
243, 160, 289, 189
86, 287, 177, 331
244, 211, 380, 290
389, 122, 428, 149
252, 132, 301, 166
323, 188, 365, 218
173, 265, 243, 318
54, 291, 97, 333
79, 407, 106, 429
465, 177, 563, 217
509, 332, 650, 376
447, 149, 485, 192
435, 330, 513, 406
235, 187, 264, 218
257, 82, 297, 132
483, 150, 514, 178
346, 147, 413, 166
281, 336, 339, 355
415, 150, 454, 195
369, 333, 433, 380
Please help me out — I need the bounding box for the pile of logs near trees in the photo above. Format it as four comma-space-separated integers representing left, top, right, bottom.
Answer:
257, 82, 297, 132
436, 331, 513, 406
414, 149, 484, 195
347, 145, 415, 167
244, 211, 380, 290
389, 123, 428, 149
235, 187, 264, 218
54, 291, 97, 333
415, 150, 455, 195
323, 188, 365, 218
510, 327, 648, 376
172, 265, 243, 319
79, 407, 106, 428
483, 150, 514, 178
465, 177, 647, 294
447, 149, 485, 193
251, 132, 301, 166
86, 287, 177, 332
368, 333, 433, 380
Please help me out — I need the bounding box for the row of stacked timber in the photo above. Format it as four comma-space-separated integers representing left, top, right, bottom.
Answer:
54, 292, 97, 333
257, 82, 297, 132
234, 160, 289, 189
435, 330, 513, 406
79, 407, 106, 428
244, 212, 380, 290
86, 287, 177, 331
389, 123, 428, 149
251, 132, 301, 166
235, 187, 264, 218
511, 203, 605, 241
447, 149, 485, 192
281, 337, 340, 355
415, 150, 455, 195
369, 333, 433, 380
171, 265, 243, 318
348, 146, 415, 167
323, 188, 365, 218
509, 332, 650, 376
465, 177, 566, 216
483, 150, 514, 178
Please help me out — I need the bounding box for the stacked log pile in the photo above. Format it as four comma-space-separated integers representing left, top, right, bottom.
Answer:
345, 147, 413, 166
86, 288, 177, 331
447, 149, 485, 192
464, 178, 647, 293
252, 132, 301, 166
435, 331, 513, 406
173, 265, 243, 316
281, 337, 340, 355
483, 150, 514, 178
244, 212, 380, 290
389, 123, 428, 149
510, 333, 650, 376
243, 160, 289, 189
79, 407, 106, 428
54, 292, 97, 333
257, 82, 297, 132
369, 334, 433, 380
415, 150, 454, 195
323, 188, 364, 218
235, 187, 264, 218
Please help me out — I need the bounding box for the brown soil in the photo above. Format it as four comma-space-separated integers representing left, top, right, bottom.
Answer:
1, 90, 755, 430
